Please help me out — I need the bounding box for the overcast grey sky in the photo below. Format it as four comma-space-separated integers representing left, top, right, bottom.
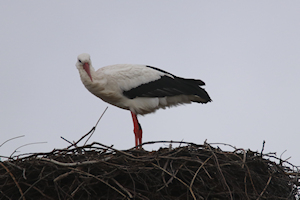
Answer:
1, 1, 299, 166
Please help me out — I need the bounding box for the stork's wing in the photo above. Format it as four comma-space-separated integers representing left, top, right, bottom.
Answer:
123, 66, 211, 102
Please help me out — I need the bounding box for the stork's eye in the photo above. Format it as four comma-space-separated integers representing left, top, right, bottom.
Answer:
78, 59, 82, 63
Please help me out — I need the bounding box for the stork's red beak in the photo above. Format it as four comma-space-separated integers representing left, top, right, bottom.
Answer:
83, 63, 93, 81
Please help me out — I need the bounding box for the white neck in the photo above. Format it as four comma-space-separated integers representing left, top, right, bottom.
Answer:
78, 65, 106, 94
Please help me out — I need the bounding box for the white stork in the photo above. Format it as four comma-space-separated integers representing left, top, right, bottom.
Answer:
76, 53, 211, 148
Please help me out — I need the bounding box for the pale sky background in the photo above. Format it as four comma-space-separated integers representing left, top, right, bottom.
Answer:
0, 1, 299, 166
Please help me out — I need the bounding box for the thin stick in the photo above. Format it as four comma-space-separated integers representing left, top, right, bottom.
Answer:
60, 136, 73, 145
0, 135, 25, 147
71, 167, 128, 199
206, 143, 233, 200
157, 161, 186, 192
133, 140, 202, 149
209, 142, 237, 150
260, 140, 265, 155
190, 155, 213, 189
256, 176, 272, 200
37, 156, 112, 167
20, 182, 52, 200
152, 163, 197, 200
54, 170, 76, 182
91, 142, 137, 158
10, 142, 47, 158
112, 177, 133, 198
0, 162, 25, 200
20, 171, 55, 200
245, 164, 259, 196
84, 106, 108, 145
71, 182, 85, 197
161, 159, 169, 188
67, 107, 108, 148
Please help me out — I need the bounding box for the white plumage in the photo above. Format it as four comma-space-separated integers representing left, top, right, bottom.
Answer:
76, 53, 211, 148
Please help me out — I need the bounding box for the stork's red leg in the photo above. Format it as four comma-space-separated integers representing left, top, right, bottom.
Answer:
131, 111, 143, 148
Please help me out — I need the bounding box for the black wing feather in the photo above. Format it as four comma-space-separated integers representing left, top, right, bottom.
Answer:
123, 66, 211, 102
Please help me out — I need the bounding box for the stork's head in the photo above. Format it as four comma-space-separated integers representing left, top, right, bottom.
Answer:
76, 53, 93, 81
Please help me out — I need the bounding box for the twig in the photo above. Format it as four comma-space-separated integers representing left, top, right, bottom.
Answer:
260, 140, 265, 156
152, 163, 197, 200
205, 143, 233, 200
0, 190, 11, 200
20, 182, 53, 200
20, 171, 56, 200
244, 175, 249, 200
161, 159, 170, 188
166, 161, 186, 186
67, 107, 108, 148
209, 142, 237, 150
256, 175, 272, 200
23, 168, 27, 180
60, 136, 73, 145
190, 155, 213, 190
54, 170, 76, 182
84, 106, 108, 145
233, 148, 246, 168
202, 165, 212, 179
245, 164, 259, 196
10, 142, 47, 158
67, 128, 94, 149
133, 140, 202, 150
112, 177, 133, 198
71, 182, 85, 197
6, 161, 24, 170
91, 142, 138, 158
228, 151, 259, 196
0, 162, 25, 200
0, 135, 25, 147
54, 182, 62, 200
71, 167, 128, 199
126, 167, 136, 197
36, 156, 112, 167
280, 150, 287, 160
242, 149, 246, 168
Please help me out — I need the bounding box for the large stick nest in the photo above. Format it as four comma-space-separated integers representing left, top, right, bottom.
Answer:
0, 141, 299, 200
